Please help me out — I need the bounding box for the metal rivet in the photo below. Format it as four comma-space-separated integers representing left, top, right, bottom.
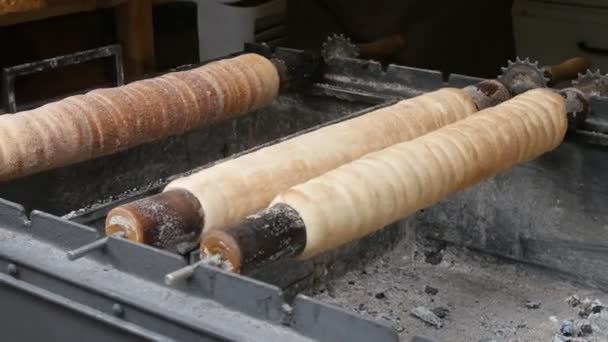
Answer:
7, 263, 17, 277
112, 303, 124, 317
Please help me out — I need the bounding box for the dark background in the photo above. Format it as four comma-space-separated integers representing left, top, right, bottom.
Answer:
286, 0, 515, 78
0, 0, 516, 107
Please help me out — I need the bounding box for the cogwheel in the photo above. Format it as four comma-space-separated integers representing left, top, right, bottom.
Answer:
498, 57, 550, 95
321, 33, 360, 62
572, 69, 608, 98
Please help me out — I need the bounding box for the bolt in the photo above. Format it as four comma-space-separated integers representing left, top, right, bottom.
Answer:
112, 303, 124, 317
7, 263, 18, 277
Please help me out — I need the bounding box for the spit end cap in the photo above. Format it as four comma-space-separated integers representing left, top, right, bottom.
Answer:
201, 229, 243, 273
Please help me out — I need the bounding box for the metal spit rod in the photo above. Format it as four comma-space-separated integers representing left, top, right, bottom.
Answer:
66, 231, 126, 261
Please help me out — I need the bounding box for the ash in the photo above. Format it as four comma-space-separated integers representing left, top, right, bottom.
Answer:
308, 242, 605, 341
62, 179, 166, 221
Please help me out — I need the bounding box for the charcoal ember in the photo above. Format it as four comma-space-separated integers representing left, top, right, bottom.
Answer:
411, 306, 443, 328
576, 320, 593, 336
579, 298, 604, 318
493, 329, 505, 337
555, 317, 595, 340
525, 300, 541, 309
424, 285, 439, 296
423, 240, 446, 265
560, 320, 574, 337
431, 307, 450, 319
572, 319, 593, 338
375, 292, 387, 300
567, 295, 582, 307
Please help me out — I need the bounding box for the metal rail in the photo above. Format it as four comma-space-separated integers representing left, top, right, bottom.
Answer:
2, 44, 124, 113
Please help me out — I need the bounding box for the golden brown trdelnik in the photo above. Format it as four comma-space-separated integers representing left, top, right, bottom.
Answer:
0, 53, 280, 181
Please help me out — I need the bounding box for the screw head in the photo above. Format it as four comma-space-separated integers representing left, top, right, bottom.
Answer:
7, 263, 17, 277
112, 303, 124, 317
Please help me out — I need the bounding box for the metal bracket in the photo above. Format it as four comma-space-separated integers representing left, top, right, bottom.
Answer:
2, 44, 124, 113
322, 57, 444, 99
0, 198, 399, 341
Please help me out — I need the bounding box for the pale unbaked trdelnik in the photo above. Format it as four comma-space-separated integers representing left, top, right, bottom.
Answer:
105, 87, 480, 248
273, 88, 567, 259
165, 88, 477, 233
200, 88, 568, 271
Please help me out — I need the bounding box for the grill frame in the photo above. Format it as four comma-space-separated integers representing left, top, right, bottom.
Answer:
1, 44, 607, 341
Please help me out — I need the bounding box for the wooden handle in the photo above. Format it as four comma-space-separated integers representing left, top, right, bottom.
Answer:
201, 203, 306, 273
578, 41, 608, 56
357, 34, 406, 59
272, 89, 567, 259
545, 57, 591, 84
106, 189, 203, 248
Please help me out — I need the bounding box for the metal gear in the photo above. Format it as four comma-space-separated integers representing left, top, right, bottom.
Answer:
498, 57, 550, 95
321, 34, 360, 62
572, 69, 608, 98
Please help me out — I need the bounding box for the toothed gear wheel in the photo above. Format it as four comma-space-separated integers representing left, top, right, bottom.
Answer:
498, 57, 549, 95
322, 34, 360, 62
572, 69, 608, 98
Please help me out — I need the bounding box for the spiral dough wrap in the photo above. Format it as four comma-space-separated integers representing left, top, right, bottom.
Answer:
271, 89, 568, 259
166, 88, 478, 233
0, 53, 279, 181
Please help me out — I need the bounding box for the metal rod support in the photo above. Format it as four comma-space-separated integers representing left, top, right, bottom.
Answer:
164, 260, 204, 286
67, 232, 125, 261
